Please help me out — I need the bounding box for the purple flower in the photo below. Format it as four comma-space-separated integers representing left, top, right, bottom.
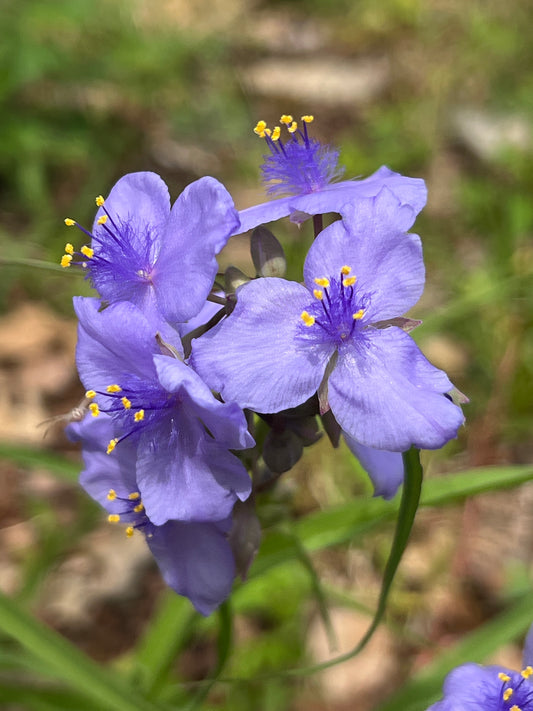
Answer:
61, 172, 239, 324
74, 297, 252, 526
191, 188, 464, 454
237, 115, 427, 233
427, 625, 533, 711
344, 434, 404, 500
68, 414, 236, 616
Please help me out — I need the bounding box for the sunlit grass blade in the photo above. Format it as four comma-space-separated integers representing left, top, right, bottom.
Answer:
375, 593, 533, 711
0, 592, 164, 711
0, 256, 80, 274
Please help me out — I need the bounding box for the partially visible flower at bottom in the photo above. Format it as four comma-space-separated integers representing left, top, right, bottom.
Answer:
343, 433, 404, 500
427, 624, 533, 711
68, 414, 236, 616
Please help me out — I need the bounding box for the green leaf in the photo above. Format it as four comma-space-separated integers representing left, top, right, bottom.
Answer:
376, 594, 533, 711
0, 592, 163, 711
0, 442, 80, 482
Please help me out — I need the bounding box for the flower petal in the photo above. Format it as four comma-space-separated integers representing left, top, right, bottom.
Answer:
190, 278, 334, 412
154, 355, 254, 450
237, 197, 294, 234
303, 189, 424, 321
153, 177, 239, 323
147, 519, 235, 616
343, 433, 404, 499
136, 412, 250, 526
93, 172, 170, 253
328, 328, 464, 451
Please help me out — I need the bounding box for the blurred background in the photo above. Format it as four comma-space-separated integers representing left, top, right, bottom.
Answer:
1, 0, 533, 709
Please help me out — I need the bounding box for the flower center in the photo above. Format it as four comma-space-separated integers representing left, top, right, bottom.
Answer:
60, 195, 157, 302
497, 668, 533, 711
254, 114, 344, 197
106, 489, 154, 538
85, 376, 174, 455
298, 265, 371, 347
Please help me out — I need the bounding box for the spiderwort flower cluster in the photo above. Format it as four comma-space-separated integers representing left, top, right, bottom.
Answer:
64, 114, 465, 613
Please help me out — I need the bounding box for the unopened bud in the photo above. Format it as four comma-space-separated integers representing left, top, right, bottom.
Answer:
224, 266, 250, 294
263, 428, 303, 474
251, 226, 287, 278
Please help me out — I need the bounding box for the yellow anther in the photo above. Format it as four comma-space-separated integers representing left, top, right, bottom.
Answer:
340, 265, 352, 275
301, 115, 314, 123
107, 384, 122, 393
107, 489, 117, 501
125, 526, 134, 537
134, 409, 145, 422
61, 254, 73, 268
133, 503, 144, 513
107, 438, 118, 454
343, 276, 357, 287
280, 114, 293, 124
353, 309, 365, 320
65, 243, 74, 255
301, 311, 315, 327
97, 215, 108, 225
121, 396, 131, 410
510, 705, 522, 711
89, 403, 100, 417
503, 689, 514, 701
95, 195, 105, 207
128, 492, 140, 500
80, 245, 94, 259
314, 277, 330, 288
253, 120, 267, 135
64, 218, 75, 226
288, 121, 298, 133
108, 514, 120, 523
522, 666, 533, 679
271, 126, 281, 141
264, 128, 272, 137
313, 289, 324, 300
499, 673, 511, 682
85, 390, 96, 399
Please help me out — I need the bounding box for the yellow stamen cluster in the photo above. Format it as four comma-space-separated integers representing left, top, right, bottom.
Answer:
301, 115, 314, 123
80, 245, 94, 259
97, 215, 108, 226
89, 403, 100, 417
343, 276, 357, 287
510, 705, 522, 711
133, 503, 144, 513
254, 113, 314, 139
128, 492, 140, 500
108, 514, 120, 523
287, 121, 298, 133
134, 409, 145, 422
121, 396, 131, 409
353, 309, 365, 320
85, 390, 96, 399
301, 311, 315, 327
107, 384, 122, 393
340, 265, 352, 275
65, 243, 74, 255
126, 526, 134, 537
107, 438, 118, 454
503, 689, 514, 702
64, 218, 75, 227
499, 673, 511, 682
107, 489, 117, 501
314, 277, 330, 288
280, 115, 293, 125
313, 289, 323, 300
61, 254, 73, 268
95, 195, 105, 207
522, 666, 533, 679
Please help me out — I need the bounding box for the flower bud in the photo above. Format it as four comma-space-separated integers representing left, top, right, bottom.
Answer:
262, 428, 303, 474
224, 265, 251, 294
250, 226, 287, 278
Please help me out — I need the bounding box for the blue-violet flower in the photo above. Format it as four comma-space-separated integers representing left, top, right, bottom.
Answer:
61, 172, 239, 325
74, 297, 253, 526
237, 115, 427, 233
191, 188, 464, 454
68, 414, 236, 616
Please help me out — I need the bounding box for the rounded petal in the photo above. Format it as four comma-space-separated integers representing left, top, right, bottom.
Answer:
93, 172, 170, 252
304, 189, 424, 321
147, 519, 235, 616
344, 434, 404, 499
136, 413, 250, 526
153, 177, 240, 323
328, 328, 464, 451
190, 278, 334, 412
74, 298, 160, 391
154, 355, 254, 450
